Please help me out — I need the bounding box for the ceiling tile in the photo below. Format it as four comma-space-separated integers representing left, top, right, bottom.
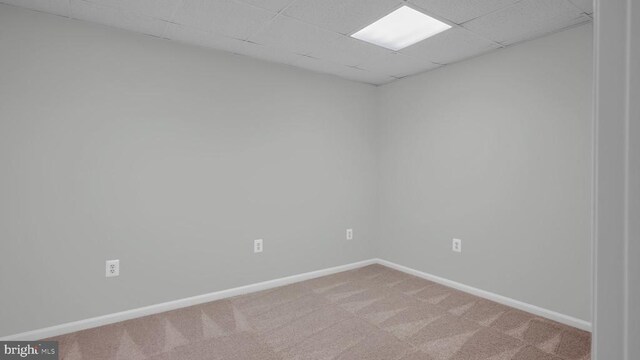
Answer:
232, 40, 309, 65
401, 27, 500, 64
336, 67, 396, 85
284, 56, 388, 84
248, 15, 323, 55
69, 0, 167, 37
0, 0, 70, 17
250, 15, 393, 66
358, 52, 439, 78
568, 0, 593, 14
290, 54, 396, 86
173, 0, 275, 40
164, 23, 249, 49
283, 0, 402, 35
291, 55, 353, 72
408, 0, 519, 24
463, 0, 590, 45
236, 0, 294, 13
165, 22, 304, 65
80, 0, 181, 21
308, 31, 392, 67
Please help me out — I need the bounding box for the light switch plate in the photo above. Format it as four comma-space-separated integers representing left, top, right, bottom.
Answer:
254, 239, 263, 253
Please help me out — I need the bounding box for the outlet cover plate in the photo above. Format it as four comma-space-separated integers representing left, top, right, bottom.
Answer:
452, 238, 462, 253
106, 259, 120, 277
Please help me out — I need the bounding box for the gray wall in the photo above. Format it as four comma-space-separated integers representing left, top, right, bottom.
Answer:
376, 24, 593, 321
0, 4, 378, 337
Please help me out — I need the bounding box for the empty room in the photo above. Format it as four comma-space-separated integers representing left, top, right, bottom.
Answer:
1, 0, 638, 360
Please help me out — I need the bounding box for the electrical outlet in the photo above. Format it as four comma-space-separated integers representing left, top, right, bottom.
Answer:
346, 228, 353, 240
254, 239, 263, 253
452, 238, 462, 253
106, 259, 119, 277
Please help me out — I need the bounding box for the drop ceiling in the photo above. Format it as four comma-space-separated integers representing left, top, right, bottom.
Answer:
1, 0, 593, 85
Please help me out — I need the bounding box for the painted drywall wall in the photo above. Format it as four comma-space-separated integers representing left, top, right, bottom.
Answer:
376, 24, 593, 321
0, 4, 378, 337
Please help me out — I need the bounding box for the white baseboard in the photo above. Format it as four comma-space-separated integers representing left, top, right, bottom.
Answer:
2, 257, 590, 340
375, 258, 592, 332
0, 259, 376, 341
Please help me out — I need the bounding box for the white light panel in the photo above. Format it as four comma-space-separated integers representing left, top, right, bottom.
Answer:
351, 6, 452, 51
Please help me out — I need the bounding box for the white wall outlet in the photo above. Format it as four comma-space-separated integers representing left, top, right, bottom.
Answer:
106, 259, 119, 277
346, 228, 353, 240
452, 238, 462, 253
254, 239, 263, 253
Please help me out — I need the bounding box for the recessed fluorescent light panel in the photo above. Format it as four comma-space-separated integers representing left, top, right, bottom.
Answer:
351, 6, 451, 51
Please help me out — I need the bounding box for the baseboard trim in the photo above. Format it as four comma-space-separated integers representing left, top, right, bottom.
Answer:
1, 259, 376, 341
375, 258, 592, 332
2, 257, 591, 340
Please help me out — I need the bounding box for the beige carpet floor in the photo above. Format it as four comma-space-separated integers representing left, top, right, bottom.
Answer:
46, 264, 591, 360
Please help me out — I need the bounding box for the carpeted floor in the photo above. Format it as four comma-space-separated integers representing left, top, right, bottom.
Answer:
47, 264, 591, 360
